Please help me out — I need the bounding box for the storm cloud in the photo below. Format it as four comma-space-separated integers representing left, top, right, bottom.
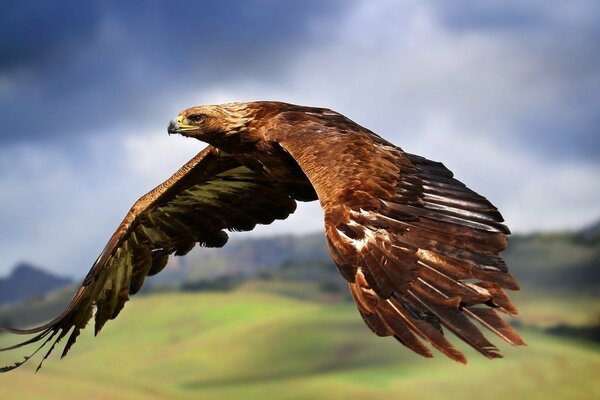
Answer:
0, 0, 598, 276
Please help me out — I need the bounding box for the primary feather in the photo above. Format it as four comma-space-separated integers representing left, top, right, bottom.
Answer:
0, 101, 523, 372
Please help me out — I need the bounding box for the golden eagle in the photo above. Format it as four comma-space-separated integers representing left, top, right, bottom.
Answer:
0, 101, 524, 372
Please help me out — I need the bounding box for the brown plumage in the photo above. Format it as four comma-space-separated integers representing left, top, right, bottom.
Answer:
0, 101, 524, 372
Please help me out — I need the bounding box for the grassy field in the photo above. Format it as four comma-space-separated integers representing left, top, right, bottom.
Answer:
0, 285, 599, 400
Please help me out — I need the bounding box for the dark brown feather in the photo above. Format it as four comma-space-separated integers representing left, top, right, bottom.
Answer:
264, 104, 524, 362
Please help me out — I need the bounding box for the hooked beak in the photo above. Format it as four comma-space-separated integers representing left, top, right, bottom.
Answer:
167, 115, 197, 135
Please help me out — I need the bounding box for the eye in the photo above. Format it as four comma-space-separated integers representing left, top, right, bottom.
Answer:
187, 113, 205, 123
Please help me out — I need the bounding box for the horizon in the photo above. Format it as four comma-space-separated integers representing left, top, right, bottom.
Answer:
1, 217, 598, 280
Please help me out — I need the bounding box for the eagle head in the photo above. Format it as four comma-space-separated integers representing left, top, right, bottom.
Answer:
168, 102, 253, 148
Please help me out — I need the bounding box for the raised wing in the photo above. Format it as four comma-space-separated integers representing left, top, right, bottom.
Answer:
0, 146, 297, 372
265, 109, 524, 362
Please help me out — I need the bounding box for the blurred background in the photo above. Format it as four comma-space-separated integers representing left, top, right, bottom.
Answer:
0, 1, 598, 399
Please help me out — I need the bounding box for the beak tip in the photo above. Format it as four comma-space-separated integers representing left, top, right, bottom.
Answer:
167, 119, 179, 135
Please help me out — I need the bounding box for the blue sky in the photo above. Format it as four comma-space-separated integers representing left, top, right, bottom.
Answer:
1, 0, 599, 277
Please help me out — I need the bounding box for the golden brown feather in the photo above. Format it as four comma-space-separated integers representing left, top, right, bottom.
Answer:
0, 101, 523, 372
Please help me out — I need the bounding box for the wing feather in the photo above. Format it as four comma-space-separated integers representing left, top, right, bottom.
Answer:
266, 109, 524, 362
0, 146, 297, 371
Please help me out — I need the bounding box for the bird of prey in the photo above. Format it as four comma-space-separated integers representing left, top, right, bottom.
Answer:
0, 101, 524, 372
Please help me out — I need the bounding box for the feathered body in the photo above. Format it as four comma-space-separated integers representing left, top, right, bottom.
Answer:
1, 101, 523, 372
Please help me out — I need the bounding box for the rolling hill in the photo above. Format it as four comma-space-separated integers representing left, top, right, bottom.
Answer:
0, 222, 599, 399
0, 288, 599, 400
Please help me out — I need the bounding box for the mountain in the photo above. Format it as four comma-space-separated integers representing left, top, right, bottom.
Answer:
0, 262, 72, 306
147, 233, 333, 288
505, 230, 600, 294
579, 218, 600, 241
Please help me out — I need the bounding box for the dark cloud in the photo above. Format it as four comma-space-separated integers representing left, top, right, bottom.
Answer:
430, 1, 600, 162
434, 1, 600, 35
514, 108, 600, 161
0, 0, 345, 144
2, 0, 598, 162
1, 1, 599, 276
0, 0, 100, 71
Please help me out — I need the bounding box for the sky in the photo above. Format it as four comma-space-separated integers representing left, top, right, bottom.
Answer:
1, 0, 599, 277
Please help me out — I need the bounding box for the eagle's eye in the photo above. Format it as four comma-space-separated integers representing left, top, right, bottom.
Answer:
188, 113, 206, 123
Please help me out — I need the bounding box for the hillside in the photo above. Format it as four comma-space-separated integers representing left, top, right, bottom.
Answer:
505, 232, 600, 294
148, 233, 332, 288
0, 223, 599, 399
0, 289, 598, 399
580, 219, 600, 241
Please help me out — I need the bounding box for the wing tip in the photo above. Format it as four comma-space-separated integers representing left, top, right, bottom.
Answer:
393, 335, 434, 359
0, 357, 30, 373
482, 348, 504, 360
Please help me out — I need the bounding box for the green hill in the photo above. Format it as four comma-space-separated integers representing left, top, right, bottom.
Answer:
502, 230, 600, 329
0, 287, 599, 400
